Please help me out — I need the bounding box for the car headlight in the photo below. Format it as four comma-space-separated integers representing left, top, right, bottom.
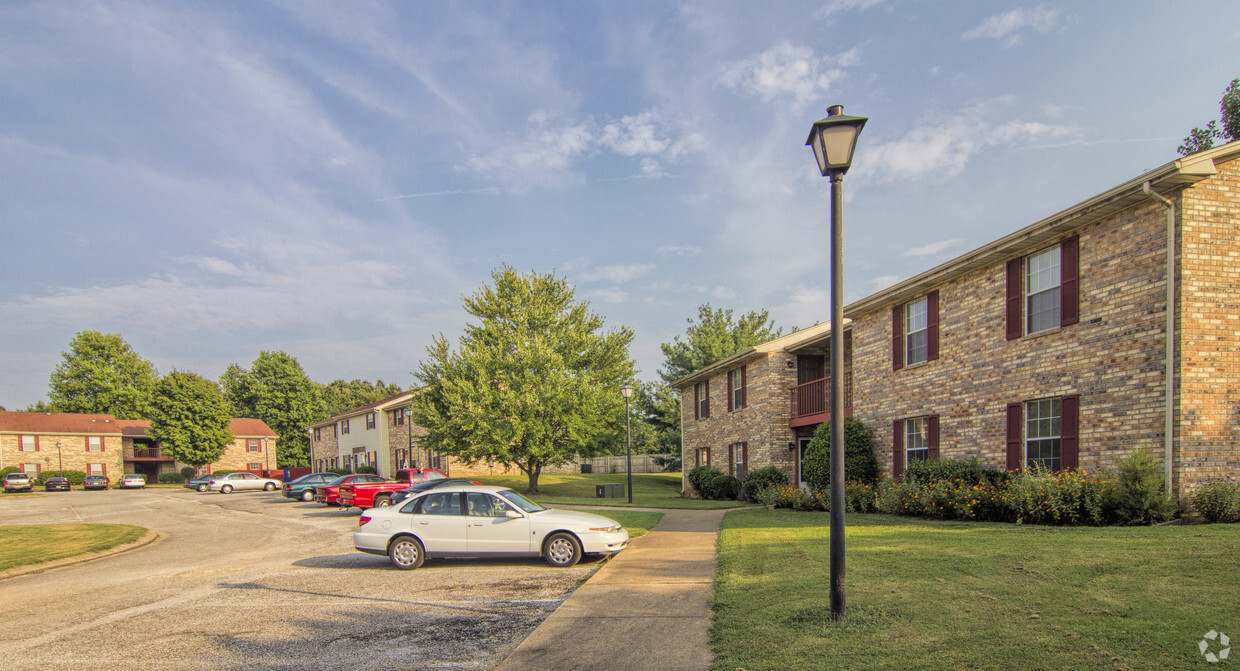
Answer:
589, 525, 622, 533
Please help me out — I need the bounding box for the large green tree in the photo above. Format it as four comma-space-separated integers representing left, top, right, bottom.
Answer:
221, 351, 324, 467
1179, 77, 1240, 155
47, 331, 159, 419
148, 371, 234, 467
659, 304, 783, 383
320, 378, 403, 418
411, 267, 636, 491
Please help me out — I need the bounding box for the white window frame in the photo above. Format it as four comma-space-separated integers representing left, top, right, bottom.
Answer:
905, 297, 929, 365
730, 369, 744, 411
20, 435, 36, 452
905, 417, 929, 466
1025, 246, 1061, 335
87, 436, 103, 452
1025, 398, 1062, 471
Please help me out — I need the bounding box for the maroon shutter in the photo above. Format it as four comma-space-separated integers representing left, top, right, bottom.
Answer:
694, 449, 700, 468
927, 290, 940, 361
892, 419, 904, 481
1061, 236, 1079, 326
928, 414, 940, 459
892, 305, 904, 370
694, 384, 700, 420
1006, 258, 1023, 340
1061, 394, 1079, 470
742, 442, 748, 476
34, 436, 40, 452
728, 445, 734, 476
741, 366, 747, 409
704, 382, 710, 419
705, 447, 711, 466
727, 371, 734, 412
1006, 402, 1024, 470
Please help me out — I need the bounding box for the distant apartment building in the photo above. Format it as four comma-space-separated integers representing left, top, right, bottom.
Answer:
308, 391, 443, 475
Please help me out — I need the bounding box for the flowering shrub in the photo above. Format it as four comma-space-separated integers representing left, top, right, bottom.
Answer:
1193, 481, 1240, 523
843, 480, 880, 513
741, 466, 788, 502
765, 484, 824, 511
1005, 466, 1112, 525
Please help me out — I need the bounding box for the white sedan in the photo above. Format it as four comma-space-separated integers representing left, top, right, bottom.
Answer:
206, 471, 283, 493
354, 485, 630, 569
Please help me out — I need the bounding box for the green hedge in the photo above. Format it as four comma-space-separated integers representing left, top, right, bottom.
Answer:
39, 470, 87, 485
802, 418, 880, 491
1194, 481, 1240, 523
158, 472, 186, 484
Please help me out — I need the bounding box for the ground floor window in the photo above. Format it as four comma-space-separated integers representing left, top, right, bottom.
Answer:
1007, 395, 1078, 472
87, 463, 107, 476
728, 442, 747, 480
22, 463, 39, 476
248, 462, 262, 471
1025, 398, 1061, 471
905, 417, 930, 464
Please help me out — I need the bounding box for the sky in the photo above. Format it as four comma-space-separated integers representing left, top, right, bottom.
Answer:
2, 1, 1238, 409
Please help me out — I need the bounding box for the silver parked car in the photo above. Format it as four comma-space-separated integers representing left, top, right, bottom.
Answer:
354, 485, 630, 570
4, 472, 34, 492
206, 472, 283, 493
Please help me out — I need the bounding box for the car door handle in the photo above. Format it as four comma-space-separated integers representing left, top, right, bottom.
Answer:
419, 521, 429, 525
470, 522, 483, 527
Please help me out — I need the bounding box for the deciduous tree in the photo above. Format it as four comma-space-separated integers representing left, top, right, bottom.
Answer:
1179, 77, 1240, 155
47, 331, 159, 419
320, 379, 403, 418
220, 351, 324, 467
659, 304, 783, 383
412, 267, 636, 491
148, 371, 234, 467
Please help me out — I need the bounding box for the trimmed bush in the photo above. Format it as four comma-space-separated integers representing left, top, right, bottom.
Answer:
180, 466, 197, 480
1193, 481, 1240, 523
687, 465, 723, 496
1104, 448, 1175, 525
356, 465, 378, 475
768, 484, 824, 511
709, 475, 741, 501
158, 472, 185, 484
802, 418, 880, 491
0, 466, 21, 478
328, 468, 352, 476
1006, 467, 1112, 525
39, 470, 86, 485
740, 466, 788, 502
904, 456, 1008, 488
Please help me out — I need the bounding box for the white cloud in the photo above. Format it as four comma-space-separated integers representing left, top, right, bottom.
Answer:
577, 264, 655, 283
590, 288, 630, 304
814, 0, 890, 21
962, 7, 1060, 48
711, 286, 739, 300
870, 275, 902, 292
905, 239, 964, 257
654, 244, 702, 258
720, 42, 858, 106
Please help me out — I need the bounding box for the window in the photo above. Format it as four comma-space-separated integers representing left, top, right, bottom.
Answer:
87, 463, 106, 476
728, 442, 748, 480
392, 409, 405, 427
341, 419, 350, 435
248, 462, 263, 471
1006, 236, 1078, 339
892, 415, 938, 480
247, 439, 261, 452
366, 413, 376, 430
905, 417, 930, 463
22, 463, 39, 476
313, 428, 321, 441
694, 447, 711, 467
1006, 395, 1078, 472
727, 367, 747, 412
20, 435, 36, 452
892, 291, 938, 370
694, 381, 710, 419
87, 436, 103, 452
421, 491, 463, 516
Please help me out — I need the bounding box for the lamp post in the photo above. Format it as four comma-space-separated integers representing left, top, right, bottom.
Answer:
806, 104, 867, 621
620, 384, 635, 504
56, 441, 63, 476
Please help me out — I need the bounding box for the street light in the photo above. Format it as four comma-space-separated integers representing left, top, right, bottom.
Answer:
620, 384, 635, 504
806, 104, 867, 621
56, 440, 63, 476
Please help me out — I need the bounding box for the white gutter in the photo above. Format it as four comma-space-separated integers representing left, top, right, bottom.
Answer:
1142, 181, 1176, 495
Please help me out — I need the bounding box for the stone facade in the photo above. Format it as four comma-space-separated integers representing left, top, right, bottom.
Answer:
677, 141, 1240, 496
0, 412, 125, 477
307, 392, 450, 476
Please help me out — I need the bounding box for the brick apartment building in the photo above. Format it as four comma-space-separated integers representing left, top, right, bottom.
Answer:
308, 391, 444, 475
675, 140, 1240, 496
0, 411, 277, 481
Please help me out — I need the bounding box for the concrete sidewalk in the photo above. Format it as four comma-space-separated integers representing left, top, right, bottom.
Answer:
495, 508, 727, 671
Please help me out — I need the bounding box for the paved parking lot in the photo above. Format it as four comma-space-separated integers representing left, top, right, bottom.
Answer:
0, 489, 605, 670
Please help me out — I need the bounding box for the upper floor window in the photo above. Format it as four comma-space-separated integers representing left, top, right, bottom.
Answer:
341, 419, 350, 435
87, 436, 103, 452
1006, 236, 1078, 339
1026, 247, 1060, 334
313, 427, 321, 441
892, 291, 938, 370
727, 366, 747, 412
392, 409, 406, 427
247, 438, 261, 453
366, 412, 376, 430
905, 298, 929, 365
20, 435, 36, 452
694, 381, 710, 420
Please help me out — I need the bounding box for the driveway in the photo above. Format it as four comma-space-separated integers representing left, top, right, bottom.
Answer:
0, 489, 606, 670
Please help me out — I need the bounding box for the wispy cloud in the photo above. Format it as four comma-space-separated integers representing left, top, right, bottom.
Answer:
963, 7, 1060, 48
905, 239, 964, 257
720, 42, 859, 106
654, 244, 702, 258
577, 264, 655, 283
814, 0, 890, 21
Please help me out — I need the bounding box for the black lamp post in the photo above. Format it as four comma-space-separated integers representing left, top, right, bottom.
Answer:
806, 104, 867, 621
56, 440, 63, 475
620, 384, 635, 504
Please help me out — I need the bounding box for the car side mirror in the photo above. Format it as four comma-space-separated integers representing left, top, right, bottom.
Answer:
505, 510, 522, 519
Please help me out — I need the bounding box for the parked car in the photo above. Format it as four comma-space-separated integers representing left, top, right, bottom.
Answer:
314, 474, 386, 506
337, 469, 450, 509
43, 477, 71, 492
283, 472, 338, 502
354, 485, 630, 570
183, 474, 214, 492
83, 475, 110, 490
388, 478, 483, 507
3, 472, 34, 493
206, 472, 283, 494
119, 474, 146, 489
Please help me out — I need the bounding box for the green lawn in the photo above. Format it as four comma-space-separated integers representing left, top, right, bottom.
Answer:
712, 510, 1240, 670
0, 524, 148, 572
565, 509, 664, 539
473, 472, 748, 510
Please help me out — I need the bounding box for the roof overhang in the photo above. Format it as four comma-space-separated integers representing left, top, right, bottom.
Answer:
671, 321, 847, 389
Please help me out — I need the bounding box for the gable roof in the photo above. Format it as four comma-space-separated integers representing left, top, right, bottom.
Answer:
671, 321, 842, 389
112, 418, 276, 439
308, 390, 416, 429
0, 411, 124, 435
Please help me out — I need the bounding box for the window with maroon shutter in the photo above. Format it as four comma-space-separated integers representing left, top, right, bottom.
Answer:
20, 435, 36, 452
892, 306, 904, 370
1025, 398, 1062, 471
1060, 236, 1079, 327
892, 420, 904, 480
1006, 259, 1023, 340
694, 384, 700, 420
728, 444, 735, 476
727, 371, 734, 412
728, 367, 746, 412
927, 414, 940, 459
1006, 403, 1023, 470
741, 442, 748, 479
1060, 394, 1079, 470
701, 381, 710, 419
705, 447, 711, 465
926, 291, 940, 361
741, 367, 747, 409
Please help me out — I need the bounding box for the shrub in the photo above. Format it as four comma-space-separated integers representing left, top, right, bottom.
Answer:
1006, 466, 1112, 525
802, 418, 880, 491
38, 470, 86, 485
709, 475, 741, 501
213, 469, 237, 476
0, 466, 21, 478
687, 465, 723, 496
843, 480, 880, 513
768, 484, 823, 511
1104, 447, 1176, 525
355, 465, 378, 475
158, 472, 186, 484
328, 468, 352, 476
740, 466, 788, 502
905, 456, 1008, 489
1193, 481, 1240, 523
180, 466, 197, 480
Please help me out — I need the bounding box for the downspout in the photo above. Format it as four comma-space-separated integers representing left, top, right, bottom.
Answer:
1142, 181, 1176, 496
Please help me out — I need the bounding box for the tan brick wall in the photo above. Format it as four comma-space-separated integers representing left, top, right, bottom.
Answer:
0, 433, 124, 477
310, 424, 338, 470
213, 436, 275, 472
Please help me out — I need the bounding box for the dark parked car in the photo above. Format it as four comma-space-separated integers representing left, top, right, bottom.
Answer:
388, 478, 483, 507
44, 477, 71, 492
83, 475, 110, 490
282, 472, 338, 502
184, 474, 214, 492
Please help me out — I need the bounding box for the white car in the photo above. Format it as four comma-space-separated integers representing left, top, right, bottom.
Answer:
354, 485, 630, 570
118, 474, 146, 489
206, 471, 283, 493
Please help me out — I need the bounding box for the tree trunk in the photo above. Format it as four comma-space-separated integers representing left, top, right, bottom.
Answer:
525, 462, 543, 492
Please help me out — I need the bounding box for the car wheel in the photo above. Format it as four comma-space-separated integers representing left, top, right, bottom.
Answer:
544, 532, 582, 568
197, 484, 208, 492
220, 485, 233, 494
388, 536, 425, 570
264, 482, 276, 491
375, 494, 391, 507
300, 490, 314, 502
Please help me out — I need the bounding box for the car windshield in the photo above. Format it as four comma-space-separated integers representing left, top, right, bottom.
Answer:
326, 475, 350, 486
497, 490, 546, 513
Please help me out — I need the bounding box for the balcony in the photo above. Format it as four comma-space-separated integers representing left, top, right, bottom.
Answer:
128, 446, 171, 461
789, 371, 852, 427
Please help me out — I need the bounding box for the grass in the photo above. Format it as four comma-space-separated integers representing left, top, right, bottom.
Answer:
0, 524, 148, 572
712, 510, 1240, 670
563, 509, 664, 540
473, 472, 749, 510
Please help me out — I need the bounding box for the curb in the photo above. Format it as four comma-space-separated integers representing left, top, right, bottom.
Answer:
0, 528, 161, 581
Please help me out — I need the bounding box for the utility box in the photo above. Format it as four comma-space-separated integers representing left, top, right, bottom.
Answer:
580, 463, 593, 474
596, 482, 624, 498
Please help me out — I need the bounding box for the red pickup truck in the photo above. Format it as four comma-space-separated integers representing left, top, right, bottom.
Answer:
337, 468, 449, 509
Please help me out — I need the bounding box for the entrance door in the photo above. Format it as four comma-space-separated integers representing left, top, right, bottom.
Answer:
798, 438, 812, 488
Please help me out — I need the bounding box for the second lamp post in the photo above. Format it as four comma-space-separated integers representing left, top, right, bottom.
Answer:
620, 384, 634, 503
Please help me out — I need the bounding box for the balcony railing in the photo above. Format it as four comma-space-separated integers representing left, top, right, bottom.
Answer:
789, 371, 852, 421
130, 447, 167, 459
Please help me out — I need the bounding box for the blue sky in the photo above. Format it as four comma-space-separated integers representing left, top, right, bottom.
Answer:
2, 1, 1237, 409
